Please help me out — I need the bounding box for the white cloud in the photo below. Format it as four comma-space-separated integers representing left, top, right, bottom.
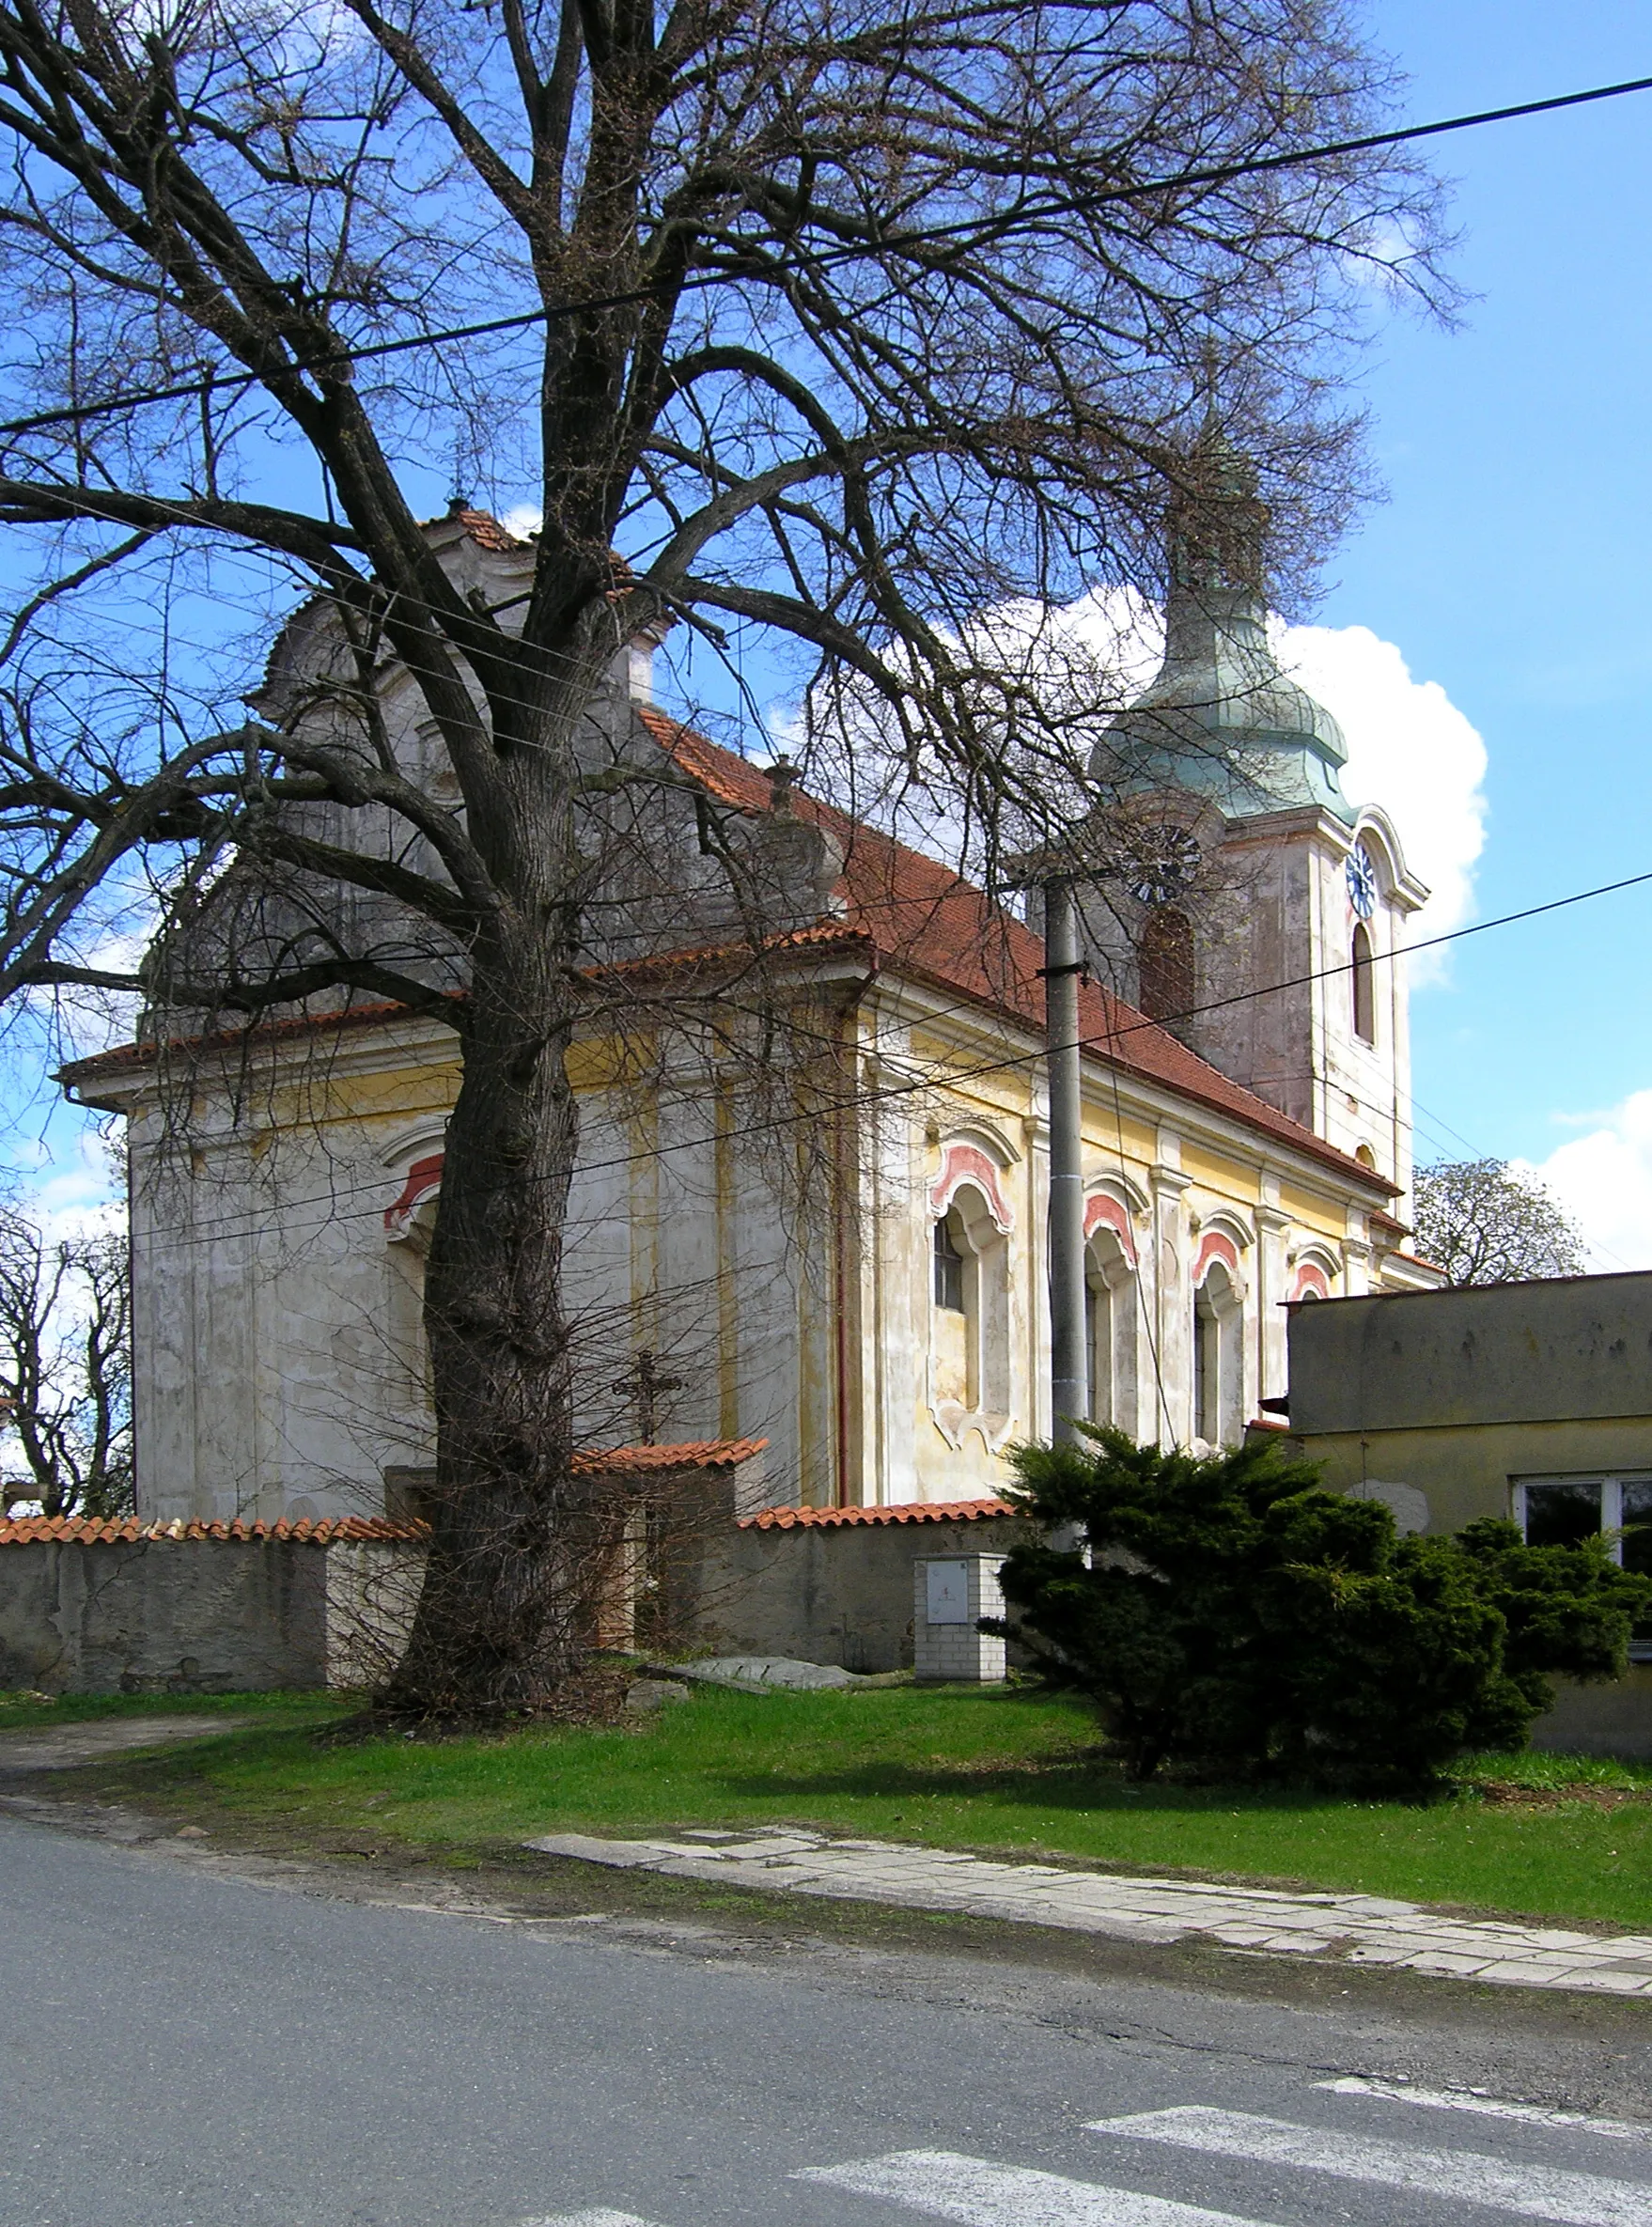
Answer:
1528, 1094, 1652, 1272
3, 1123, 122, 1245
1052, 595, 1488, 979
1270, 620, 1488, 983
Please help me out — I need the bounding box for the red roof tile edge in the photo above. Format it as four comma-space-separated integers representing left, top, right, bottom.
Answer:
0, 1515, 429, 1546
740, 1497, 1019, 1530
573, 1437, 767, 1473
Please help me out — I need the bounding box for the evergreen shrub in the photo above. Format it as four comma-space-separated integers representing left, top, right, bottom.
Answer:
989, 1428, 1652, 1794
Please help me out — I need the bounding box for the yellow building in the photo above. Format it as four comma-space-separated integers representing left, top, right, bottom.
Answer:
64, 510, 1439, 1522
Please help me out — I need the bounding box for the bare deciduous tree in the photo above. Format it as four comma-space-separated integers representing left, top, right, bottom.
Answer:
0, 0, 1453, 1710
0, 1205, 132, 1517
1411, 1158, 1588, 1288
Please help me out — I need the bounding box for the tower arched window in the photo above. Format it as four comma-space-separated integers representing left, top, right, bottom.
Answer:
1138, 907, 1194, 1020
1351, 921, 1375, 1044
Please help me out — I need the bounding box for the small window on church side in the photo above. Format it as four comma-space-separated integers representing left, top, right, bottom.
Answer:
1351, 921, 1376, 1044
1138, 906, 1194, 1021
933, 1213, 966, 1312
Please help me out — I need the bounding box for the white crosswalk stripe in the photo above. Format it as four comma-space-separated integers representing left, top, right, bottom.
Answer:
521, 2212, 664, 2225
1089, 2107, 1652, 2227
794, 2148, 1284, 2226
1315, 2078, 1652, 2145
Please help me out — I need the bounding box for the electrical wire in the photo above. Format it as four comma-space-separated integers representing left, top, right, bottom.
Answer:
1, 69, 1650, 443
55, 850, 1652, 1257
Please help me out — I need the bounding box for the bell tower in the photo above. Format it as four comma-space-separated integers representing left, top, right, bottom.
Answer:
1083, 455, 1429, 1206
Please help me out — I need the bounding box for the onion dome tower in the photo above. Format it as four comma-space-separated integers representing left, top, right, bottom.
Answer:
1084, 442, 1427, 1201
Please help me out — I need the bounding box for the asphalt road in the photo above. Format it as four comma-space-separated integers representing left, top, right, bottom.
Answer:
3, 1810, 1651, 2227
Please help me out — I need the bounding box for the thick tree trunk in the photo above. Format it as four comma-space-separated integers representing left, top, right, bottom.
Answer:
386, 662, 610, 1716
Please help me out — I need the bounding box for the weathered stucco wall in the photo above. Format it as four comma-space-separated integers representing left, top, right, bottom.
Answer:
0, 1536, 330, 1692
1288, 1418, 1652, 1535
668, 1511, 1036, 1673
1532, 1671, 1652, 1760
1287, 1271, 1652, 1438
0, 1535, 426, 1693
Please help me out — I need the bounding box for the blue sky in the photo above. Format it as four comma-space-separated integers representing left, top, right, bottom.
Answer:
1308, 2, 1652, 1259
11, 2, 1652, 1262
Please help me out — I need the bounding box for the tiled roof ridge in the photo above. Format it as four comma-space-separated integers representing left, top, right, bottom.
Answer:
421, 504, 529, 554
572, 1436, 768, 1473
0, 1514, 429, 1546
740, 1497, 1019, 1530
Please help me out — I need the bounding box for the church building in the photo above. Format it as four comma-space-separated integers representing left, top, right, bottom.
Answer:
64, 508, 1442, 1524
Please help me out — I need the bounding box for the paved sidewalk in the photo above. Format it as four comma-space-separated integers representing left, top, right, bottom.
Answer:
524, 1827, 1652, 1999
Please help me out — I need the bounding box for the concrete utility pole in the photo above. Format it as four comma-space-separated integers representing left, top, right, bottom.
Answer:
1042, 877, 1088, 1442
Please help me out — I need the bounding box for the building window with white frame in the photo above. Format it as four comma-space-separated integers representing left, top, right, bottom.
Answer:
1192, 1259, 1242, 1447
928, 1185, 1012, 1437
1084, 1225, 1137, 1433
1516, 1473, 1652, 1660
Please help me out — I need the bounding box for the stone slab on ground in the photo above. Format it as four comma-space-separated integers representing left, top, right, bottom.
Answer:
647, 1657, 867, 1690
523, 1827, 1652, 2001
0, 1715, 250, 1773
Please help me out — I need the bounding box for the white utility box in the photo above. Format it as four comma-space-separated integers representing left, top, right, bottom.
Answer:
912, 1554, 1007, 1682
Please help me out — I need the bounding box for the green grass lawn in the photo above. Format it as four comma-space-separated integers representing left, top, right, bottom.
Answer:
15, 1680, 1651, 1935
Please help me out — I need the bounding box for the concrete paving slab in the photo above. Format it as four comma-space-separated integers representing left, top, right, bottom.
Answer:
522, 1827, 1652, 2001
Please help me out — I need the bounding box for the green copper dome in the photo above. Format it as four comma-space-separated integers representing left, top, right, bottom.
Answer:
1093, 470, 1355, 825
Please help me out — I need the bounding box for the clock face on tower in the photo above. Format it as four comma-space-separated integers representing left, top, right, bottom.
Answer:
1124, 824, 1202, 906
1346, 841, 1378, 921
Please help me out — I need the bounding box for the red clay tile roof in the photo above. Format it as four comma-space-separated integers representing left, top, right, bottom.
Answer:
740, 1497, 1018, 1530
0, 1515, 427, 1546
638, 710, 1395, 1197
63, 703, 1396, 1200
572, 1437, 767, 1473
449, 506, 523, 553
417, 505, 529, 553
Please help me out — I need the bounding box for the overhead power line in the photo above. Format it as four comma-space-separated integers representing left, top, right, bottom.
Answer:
2, 70, 1651, 443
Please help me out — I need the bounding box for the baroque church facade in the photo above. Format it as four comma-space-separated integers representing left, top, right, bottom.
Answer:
66, 508, 1442, 1524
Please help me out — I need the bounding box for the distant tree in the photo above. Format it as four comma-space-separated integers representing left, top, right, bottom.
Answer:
989, 1427, 1650, 1793
1411, 1158, 1587, 1287
0, 1203, 132, 1519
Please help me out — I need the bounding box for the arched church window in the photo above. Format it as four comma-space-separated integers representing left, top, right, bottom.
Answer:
1138, 907, 1194, 1021
928, 1188, 1011, 1433
1192, 1261, 1242, 1447
1085, 1226, 1137, 1432
1355, 1144, 1377, 1172
933, 1212, 966, 1313
931, 1206, 979, 1410
1351, 921, 1375, 1044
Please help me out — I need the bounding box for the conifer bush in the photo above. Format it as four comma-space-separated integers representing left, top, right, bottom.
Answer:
990, 1430, 1651, 1794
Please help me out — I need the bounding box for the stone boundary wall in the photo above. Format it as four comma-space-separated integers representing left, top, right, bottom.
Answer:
0, 1521, 427, 1694
668, 1501, 1036, 1674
